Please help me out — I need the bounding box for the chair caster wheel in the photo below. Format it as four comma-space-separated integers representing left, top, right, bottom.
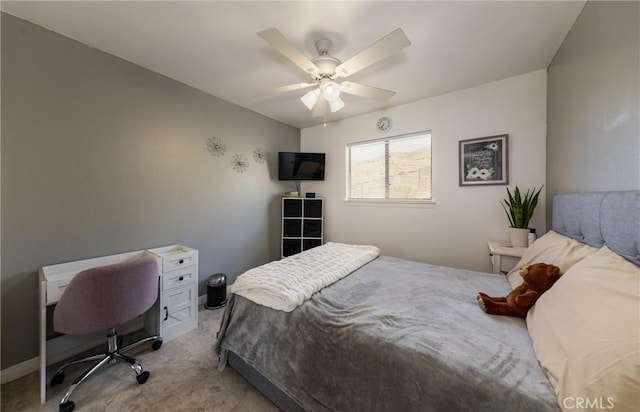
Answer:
152, 340, 162, 351
50, 371, 64, 386
137, 371, 150, 384
59, 400, 75, 412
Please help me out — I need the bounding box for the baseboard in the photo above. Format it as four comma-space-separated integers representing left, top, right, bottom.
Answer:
1, 357, 40, 384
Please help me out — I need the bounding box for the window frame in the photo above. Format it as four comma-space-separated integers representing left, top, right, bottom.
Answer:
345, 130, 434, 205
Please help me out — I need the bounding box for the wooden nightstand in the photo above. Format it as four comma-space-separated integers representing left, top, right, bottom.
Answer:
487, 241, 526, 274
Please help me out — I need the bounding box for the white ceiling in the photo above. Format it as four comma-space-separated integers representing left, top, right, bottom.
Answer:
2, 1, 585, 129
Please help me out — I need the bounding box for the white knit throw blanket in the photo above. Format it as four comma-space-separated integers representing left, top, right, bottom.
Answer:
231, 242, 380, 312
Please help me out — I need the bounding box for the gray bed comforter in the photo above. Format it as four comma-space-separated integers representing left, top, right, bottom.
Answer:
215, 256, 559, 412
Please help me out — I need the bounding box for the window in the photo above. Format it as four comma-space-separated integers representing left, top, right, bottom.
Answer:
347, 131, 432, 201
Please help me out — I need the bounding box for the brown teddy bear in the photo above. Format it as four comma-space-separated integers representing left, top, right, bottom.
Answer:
477, 263, 561, 318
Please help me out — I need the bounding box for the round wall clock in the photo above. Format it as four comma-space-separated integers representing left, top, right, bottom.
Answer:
376, 116, 393, 133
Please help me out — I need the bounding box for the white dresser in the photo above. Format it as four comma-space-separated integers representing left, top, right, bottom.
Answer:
147, 245, 198, 342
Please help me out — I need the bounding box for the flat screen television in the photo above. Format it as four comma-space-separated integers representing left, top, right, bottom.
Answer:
278, 152, 326, 181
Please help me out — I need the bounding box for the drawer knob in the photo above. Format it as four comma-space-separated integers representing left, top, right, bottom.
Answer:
179, 259, 184, 264
179, 276, 184, 281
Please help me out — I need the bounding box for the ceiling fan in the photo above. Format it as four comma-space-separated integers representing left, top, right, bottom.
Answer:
257, 28, 411, 117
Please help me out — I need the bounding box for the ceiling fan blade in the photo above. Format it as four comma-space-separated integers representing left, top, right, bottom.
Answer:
255, 82, 317, 97
340, 81, 395, 100
258, 28, 318, 77
334, 28, 411, 78
311, 95, 327, 118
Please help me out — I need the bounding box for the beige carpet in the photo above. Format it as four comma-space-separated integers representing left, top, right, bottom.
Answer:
1, 305, 279, 412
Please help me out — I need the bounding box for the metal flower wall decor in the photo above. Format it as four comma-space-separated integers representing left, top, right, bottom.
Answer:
231, 154, 250, 173
206, 136, 269, 174
253, 147, 267, 164
206, 137, 226, 157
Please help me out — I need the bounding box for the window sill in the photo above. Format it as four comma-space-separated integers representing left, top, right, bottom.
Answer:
344, 199, 436, 208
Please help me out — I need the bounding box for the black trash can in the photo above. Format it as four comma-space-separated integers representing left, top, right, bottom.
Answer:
205, 273, 227, 309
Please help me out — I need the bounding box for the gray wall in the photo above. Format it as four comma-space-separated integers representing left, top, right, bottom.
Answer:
1, 13, 299, 369
547, 1, 639, 223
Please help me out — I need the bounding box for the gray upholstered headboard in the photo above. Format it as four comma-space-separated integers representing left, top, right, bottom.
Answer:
552, 191, 640, 266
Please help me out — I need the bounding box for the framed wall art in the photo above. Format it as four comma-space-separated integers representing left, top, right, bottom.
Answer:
459, 134, 508, 186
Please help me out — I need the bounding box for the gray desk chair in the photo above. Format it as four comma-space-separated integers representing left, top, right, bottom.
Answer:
50, 255, 163, 412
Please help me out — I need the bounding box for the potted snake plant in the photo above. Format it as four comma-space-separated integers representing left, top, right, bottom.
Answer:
501, 185, 543, 247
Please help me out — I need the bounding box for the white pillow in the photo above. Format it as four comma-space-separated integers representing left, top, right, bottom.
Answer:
507, 230, 597, 289
527, 246, 640, 412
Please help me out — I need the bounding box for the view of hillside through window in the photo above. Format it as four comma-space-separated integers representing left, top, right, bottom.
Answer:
348, 132, 432, 200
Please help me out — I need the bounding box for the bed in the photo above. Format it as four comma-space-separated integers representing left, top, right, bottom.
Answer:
215, 191, 639, 412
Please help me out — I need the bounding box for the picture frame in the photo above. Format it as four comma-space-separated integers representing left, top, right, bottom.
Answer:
459, 134, 508, 186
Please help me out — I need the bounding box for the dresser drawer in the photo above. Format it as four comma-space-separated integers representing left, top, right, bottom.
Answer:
162, 266, 197, 291
163, 251, 196, 273
147, 245, 197, 273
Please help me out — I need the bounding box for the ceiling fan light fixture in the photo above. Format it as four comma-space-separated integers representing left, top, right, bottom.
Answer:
300, 89, 320, 110
328, 96, 345, 113
321, 80, 341, 102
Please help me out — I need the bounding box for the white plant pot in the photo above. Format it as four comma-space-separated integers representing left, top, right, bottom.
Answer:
508, 227, 530, 247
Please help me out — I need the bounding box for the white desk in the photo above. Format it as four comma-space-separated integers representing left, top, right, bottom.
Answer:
487, 241, 526, 274
38, 245, 198, 403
